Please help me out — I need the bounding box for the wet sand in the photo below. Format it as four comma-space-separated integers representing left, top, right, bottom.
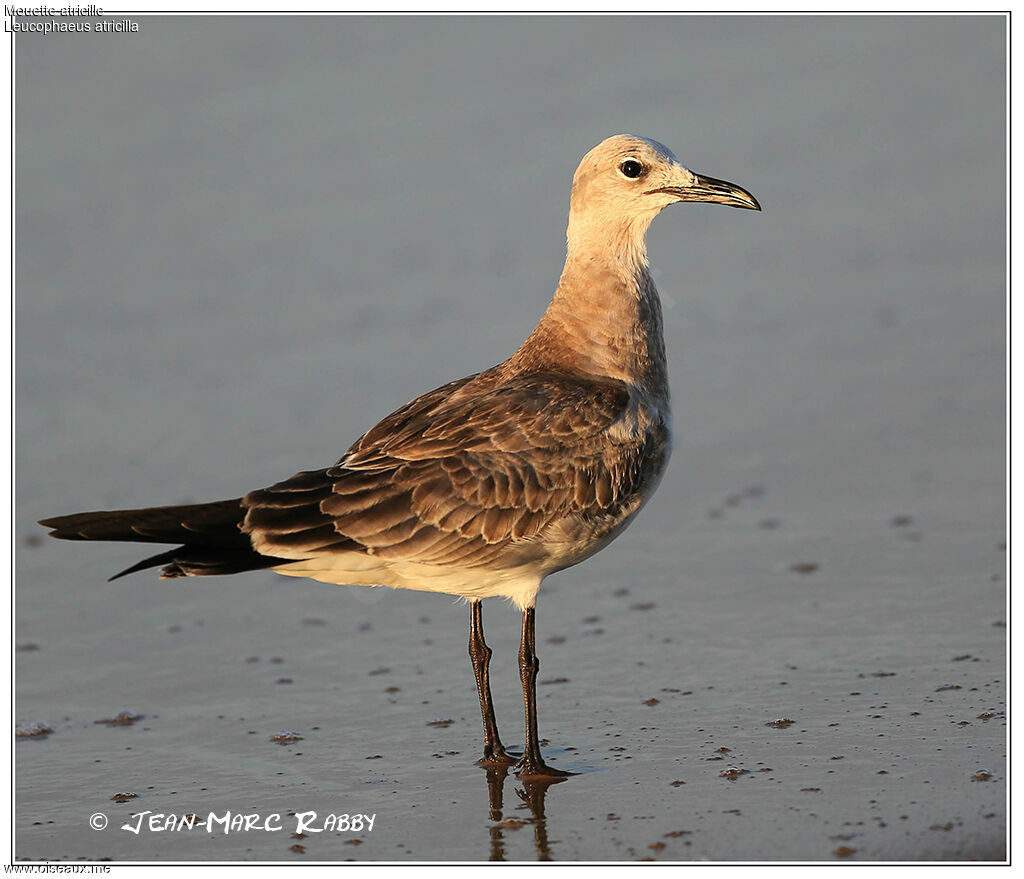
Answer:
15, 15, 1005, 862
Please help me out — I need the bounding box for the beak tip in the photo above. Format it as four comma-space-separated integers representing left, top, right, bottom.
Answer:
686, 172, 762, 212
734, 187, 761, 212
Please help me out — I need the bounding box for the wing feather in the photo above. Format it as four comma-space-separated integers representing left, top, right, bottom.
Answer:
242, 370, 661, 567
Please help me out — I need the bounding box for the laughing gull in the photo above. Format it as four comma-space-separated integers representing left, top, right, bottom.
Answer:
39, 135, 760, 779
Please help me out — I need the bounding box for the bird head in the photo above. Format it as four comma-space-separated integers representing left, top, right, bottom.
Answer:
566, 134, 760, 264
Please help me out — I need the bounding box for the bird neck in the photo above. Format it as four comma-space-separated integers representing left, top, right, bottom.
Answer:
509, 236, 669, 397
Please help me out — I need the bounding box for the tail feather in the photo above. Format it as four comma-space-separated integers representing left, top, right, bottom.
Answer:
109, 546, 291, 581
39, 498, 293, 580
39, 499, 248, 546
109, 548, 187, 581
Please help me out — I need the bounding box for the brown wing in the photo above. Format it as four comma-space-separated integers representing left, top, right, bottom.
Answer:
241, 371, 656, 567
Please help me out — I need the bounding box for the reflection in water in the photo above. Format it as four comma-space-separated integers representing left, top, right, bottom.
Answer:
480, 762, 566, 861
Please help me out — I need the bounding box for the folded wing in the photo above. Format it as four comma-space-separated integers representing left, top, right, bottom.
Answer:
243, 371, 657, 569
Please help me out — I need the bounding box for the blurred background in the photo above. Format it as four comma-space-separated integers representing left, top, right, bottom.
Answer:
15, 15, 1005, 862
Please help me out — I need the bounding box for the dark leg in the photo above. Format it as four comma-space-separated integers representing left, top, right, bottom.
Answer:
469, 601, 516, 765
514, 607, 571, 779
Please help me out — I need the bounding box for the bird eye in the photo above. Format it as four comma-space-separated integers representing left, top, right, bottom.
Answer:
619, 159, 644, 179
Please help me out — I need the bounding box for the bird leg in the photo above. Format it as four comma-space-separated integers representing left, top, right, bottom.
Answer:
514, 607, 571, 779
469, 601, 516, 765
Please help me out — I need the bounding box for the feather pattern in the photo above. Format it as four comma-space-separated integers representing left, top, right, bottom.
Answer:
241, 370, 670, 586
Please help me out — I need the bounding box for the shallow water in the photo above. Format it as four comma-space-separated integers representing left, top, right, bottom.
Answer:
15, 15, 1005, 862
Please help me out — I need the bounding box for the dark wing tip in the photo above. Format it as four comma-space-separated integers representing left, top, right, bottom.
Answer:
37, 517, 80, 540
107, 548, 184, 581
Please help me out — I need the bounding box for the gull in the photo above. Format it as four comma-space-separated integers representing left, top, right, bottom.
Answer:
38, 135, 760, 779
